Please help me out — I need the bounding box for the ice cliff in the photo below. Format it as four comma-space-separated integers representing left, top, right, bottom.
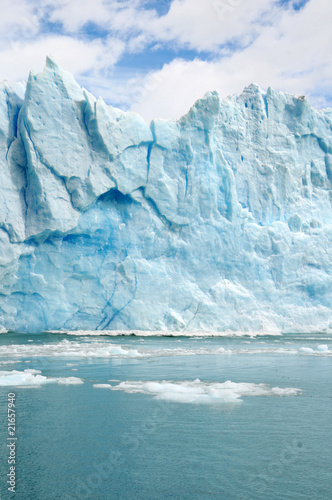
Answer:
0, 57, 331, 334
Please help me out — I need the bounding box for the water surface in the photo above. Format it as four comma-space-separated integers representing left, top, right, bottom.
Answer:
0, 332, 331, 499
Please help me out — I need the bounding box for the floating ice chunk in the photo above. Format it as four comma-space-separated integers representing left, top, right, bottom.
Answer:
57, 377, 84, 385
106, 345, 141, 357
0, 369, 46, 386
300, 345, 330, 354
317, 344, 329, 352
109, 380, 302, 404
0, 369, 83, 387
299, 347, 314, 353
93, 384, 113, 389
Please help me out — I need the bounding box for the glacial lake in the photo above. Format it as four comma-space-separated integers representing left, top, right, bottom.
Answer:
0, 332, 331, 499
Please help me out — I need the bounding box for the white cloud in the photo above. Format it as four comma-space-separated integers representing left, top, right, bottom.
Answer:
48, 0, 154, 36
0, 0, 125, 83
0, 0, 330, 124
0, 0, 41, 51
130, 0, 332, 121
38, 0, 281, 53
0, 35, 125, 83
138, 0, 278, 52
48, 0, 114, 32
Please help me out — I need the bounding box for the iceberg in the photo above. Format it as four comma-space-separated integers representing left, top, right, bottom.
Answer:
0, 57, 331, 334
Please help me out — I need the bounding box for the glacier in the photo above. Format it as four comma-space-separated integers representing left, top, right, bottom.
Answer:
0, 56, 331, 334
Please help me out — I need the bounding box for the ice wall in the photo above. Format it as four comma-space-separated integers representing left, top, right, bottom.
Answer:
0, 57, 331, 333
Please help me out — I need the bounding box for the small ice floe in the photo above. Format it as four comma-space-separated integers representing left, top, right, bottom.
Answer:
299, 347, 314, 354
105, 380, 302, 404
0, 369, 83, 387
299, 344, 330, 355
317, 344, 329, 352
57, 377, 83, 385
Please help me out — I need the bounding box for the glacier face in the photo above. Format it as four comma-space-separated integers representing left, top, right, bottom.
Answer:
0, 57, 331, 334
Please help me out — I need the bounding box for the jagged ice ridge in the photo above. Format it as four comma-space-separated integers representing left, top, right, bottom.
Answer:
0, 57, 331, 334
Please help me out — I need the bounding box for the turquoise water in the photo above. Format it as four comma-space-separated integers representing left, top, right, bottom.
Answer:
0, 332, 332, 499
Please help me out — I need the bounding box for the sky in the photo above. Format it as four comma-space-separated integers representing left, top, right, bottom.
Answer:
1, 0, 331, 121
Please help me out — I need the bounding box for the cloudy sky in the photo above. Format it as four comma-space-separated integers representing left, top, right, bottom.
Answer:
1, 0, 331, 121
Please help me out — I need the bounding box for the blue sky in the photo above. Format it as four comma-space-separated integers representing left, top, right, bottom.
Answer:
0, 0, 331, 121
